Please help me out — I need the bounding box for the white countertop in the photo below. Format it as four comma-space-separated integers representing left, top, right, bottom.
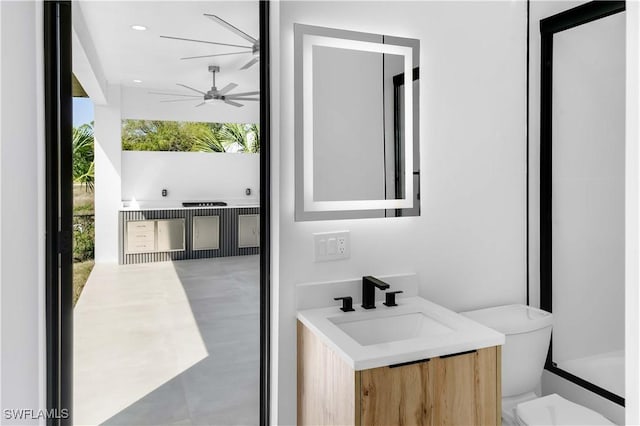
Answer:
120, 200, 259, 211
297, 296, 505, 371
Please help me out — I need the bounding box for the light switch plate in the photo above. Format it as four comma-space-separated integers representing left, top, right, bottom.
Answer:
314, 231, 350, 262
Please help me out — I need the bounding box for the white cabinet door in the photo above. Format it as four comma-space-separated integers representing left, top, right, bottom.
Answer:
238, 214, 260, 248
126, 220, 156, 254
193, 216, 220, 250
157, 219, 185, 252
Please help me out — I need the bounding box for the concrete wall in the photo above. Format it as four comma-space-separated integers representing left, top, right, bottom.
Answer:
273, 1, 527, 423
121, 151, 259, 203
0, 1, 46, 424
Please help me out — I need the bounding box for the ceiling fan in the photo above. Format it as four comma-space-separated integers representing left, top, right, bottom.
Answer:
149, 65, 259, 108
161, 14, 260, 70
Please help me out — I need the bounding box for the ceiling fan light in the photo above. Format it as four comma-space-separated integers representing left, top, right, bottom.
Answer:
131, 25, 147, 31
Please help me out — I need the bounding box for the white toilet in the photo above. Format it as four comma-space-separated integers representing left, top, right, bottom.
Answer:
461, 304, 614, 426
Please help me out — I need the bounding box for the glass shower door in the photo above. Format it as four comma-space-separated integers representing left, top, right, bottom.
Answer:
541, 5, 625, 404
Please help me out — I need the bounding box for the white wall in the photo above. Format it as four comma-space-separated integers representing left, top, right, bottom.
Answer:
274, 1, 527, 423
71, 1, 107, 104
626, 2, 640, 423
0, 1, 46, 423
121, 151, 259, 203
94, 85, 123, 263
550, 11, 625, 363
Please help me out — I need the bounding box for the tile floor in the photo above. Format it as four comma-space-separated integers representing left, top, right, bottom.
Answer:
74, 256, 260, 425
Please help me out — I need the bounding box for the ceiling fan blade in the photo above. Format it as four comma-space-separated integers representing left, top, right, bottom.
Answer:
224, 97, 259, 101
160, 98, 203, 103
217, 83, 238, 95
204, 14, 258, 45
224, 99, 244, 108
176, 83, 206, 95
160, 35, 252, 50
180, 51, 249, 60
149, 91, 201, 98
195, 102, 206, 107
240, 57, 260, 70
224, 91, 259, 98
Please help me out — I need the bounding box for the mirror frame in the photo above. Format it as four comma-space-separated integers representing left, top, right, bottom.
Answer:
294, 23, 419, 221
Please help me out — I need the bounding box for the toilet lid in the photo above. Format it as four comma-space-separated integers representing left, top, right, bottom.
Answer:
515, 394, 614, 425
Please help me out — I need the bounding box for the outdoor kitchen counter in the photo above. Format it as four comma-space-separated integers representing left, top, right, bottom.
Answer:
120, 200, 259, 211
119, 203, 260, 264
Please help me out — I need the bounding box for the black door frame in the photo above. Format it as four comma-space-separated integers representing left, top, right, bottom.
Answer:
539, 0, 625, 407
259, 1, 271, 424
44, 1, 271, 424
44, 2, 73, 424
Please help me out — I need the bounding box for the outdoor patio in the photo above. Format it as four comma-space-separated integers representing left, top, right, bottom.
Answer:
73, 256, 260, 425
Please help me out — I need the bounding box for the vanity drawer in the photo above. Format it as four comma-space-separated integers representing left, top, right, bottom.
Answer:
128, 232, 154, 242
127, 240, 155, 253
126, 220, 156, 253
127, 221, 155, 232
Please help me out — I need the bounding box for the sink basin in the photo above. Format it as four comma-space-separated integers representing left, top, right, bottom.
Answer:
330, 312, 454, 346
297, 296, 505, 370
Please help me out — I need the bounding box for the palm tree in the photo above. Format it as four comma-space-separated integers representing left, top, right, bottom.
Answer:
218, 123, 260, 153
192, 123, 227, 153
72, 123, 95, 191
245, 123, 260, 153
120, 120, 260, 154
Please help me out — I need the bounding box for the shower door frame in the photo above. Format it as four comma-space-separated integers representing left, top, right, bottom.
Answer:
539, 0, 626, 407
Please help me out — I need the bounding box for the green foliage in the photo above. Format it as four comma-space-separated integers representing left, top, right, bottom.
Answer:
218, 123, 260, 153
121, 119, 260, 153
73, 260, 94, 306
192, 122, 227, 153
246, 123, 260, 153
73, 215, 95, 262
72, 123, 95, 191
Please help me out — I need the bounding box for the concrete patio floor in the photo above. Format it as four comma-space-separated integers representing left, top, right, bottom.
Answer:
73, 256, 259, 426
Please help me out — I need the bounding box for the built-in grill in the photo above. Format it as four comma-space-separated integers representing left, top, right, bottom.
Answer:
182, 201, 228, 207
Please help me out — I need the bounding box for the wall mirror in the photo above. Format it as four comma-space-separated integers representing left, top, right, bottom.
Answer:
294, 23, 420, 221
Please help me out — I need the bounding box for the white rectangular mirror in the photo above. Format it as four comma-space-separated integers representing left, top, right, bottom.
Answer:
294, 24, 420, 221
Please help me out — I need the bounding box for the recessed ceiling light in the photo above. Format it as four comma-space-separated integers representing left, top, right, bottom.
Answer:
131, 25, 147, 31
133, 79, 142, 83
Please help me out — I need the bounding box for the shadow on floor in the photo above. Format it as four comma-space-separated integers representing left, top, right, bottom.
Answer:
100, 257, 260, 426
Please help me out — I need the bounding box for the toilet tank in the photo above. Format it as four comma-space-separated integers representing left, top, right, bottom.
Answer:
461, 304, 553, 397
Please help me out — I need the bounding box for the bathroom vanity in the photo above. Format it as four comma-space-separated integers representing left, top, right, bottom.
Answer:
297, 296, 504, 425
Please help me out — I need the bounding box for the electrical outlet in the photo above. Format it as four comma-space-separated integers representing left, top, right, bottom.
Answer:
337, 236, 346, 255
314, 231, 350, 262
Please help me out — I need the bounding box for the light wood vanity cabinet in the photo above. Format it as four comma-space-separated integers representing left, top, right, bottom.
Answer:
298, 321, 501, 426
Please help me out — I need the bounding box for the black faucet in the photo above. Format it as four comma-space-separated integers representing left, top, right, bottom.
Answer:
361, 276, 390, 309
